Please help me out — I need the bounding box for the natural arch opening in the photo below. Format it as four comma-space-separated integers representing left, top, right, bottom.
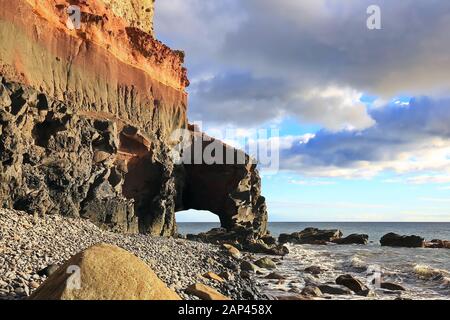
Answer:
176, 209, 220, 235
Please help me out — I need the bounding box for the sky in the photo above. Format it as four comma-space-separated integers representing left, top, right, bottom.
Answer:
154, 0, 450, 222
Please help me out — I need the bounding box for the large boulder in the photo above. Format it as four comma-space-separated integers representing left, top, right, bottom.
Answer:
380, 233, 424, 248
30, 243, 181, 300
279, 228, 343, 245
333, 234, 369, 245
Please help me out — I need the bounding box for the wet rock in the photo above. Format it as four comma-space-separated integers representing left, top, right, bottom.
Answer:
279, 228, 343, 245
424, 239, 450, 249
318, 284, 353, 295
265, 272, 286, 280
356, 289, 376, 297
380, 233, 424, 248
336, 274, 368, 293
333, 234, 369, 245
381, 282, 406, 291
301, 286, 323, 297
255, 257, 277, 270
304, 266, 323, 276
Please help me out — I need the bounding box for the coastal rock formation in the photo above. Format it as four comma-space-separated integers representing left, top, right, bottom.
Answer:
279, 228, 343, 245
332, 234, 369, 245
0, 0, 268, 237
380, 233, 425, 248
30, 243, 181, 300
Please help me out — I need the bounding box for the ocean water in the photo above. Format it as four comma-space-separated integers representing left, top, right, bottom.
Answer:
178, 222, 450, 300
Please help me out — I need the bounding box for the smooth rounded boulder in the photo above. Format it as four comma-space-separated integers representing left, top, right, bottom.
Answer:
30, 243, 181, 300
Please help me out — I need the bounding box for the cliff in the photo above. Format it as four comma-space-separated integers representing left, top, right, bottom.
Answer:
0, 0, 268, 237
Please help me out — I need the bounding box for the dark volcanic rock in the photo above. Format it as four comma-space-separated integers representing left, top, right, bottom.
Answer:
381, 282, 406, 291
380, 233, 424, 248
265, 272, 286, 280
187, 227, 288, 256
301, 286, 322, 297
279, 228, 343, 244
336, 274, 368, 293
318, 284, 353, 295
304, 266, 323, 276
0, 80, 269, 238
333, 234, 369, 245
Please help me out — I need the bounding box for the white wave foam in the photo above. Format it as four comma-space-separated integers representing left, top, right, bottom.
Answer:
350, 256, 367, 271
413, 264, 450, 280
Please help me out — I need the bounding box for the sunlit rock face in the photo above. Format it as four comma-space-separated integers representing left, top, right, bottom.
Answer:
0, 0, 268, 237
102, 0, 155, 36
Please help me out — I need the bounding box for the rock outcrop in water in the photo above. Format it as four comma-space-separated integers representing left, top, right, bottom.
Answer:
380, 233, 425, 248
0, 0, 268, 237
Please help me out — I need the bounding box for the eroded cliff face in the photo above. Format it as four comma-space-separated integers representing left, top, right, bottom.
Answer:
0, 0, 268, 237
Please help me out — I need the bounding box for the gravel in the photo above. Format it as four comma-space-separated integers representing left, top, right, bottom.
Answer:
0, 209, 265, 300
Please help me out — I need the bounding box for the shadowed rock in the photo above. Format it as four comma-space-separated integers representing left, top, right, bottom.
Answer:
380, 233, 424, 248
279, 228, 343, 245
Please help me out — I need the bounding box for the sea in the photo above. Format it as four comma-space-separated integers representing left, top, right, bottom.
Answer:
178, 222, 450, 300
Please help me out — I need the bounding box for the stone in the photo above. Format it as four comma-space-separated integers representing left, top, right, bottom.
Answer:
186, 283, 231, 301
240, 261, 259, 272
318, 284, 353, 295
304, 266, 323, 275
333, 234, 369, 245
301, 286, 322, 297
218, 271, 235, 281
424, 239, 450, 249
30, 243, 181, 300
380, 233, 424, 248
357, 289, 376, 297
222, 244, 242, 259
265, 272, 286, 280
380, 282, 406, 291
336, 274, 368, 293
203, 272, 225, 283
255, 257, 277, 270
93, 151, 111, 163
279, 228, 343, 245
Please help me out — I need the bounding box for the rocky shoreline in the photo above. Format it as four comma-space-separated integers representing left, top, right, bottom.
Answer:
0, 209, 265, 300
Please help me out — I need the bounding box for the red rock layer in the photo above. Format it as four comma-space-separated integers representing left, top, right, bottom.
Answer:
0, 0, 188, 141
